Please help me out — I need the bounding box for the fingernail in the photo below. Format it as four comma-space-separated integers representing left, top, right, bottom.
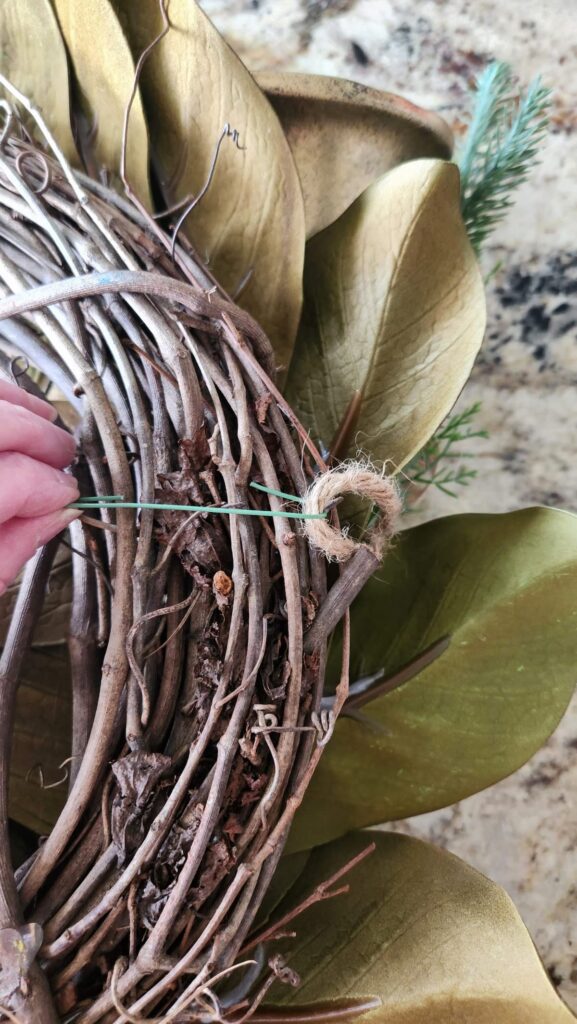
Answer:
36, 508, 81, 546
54, 508, 82, 527
44, 403, 58, 423
55, 470, 80, 495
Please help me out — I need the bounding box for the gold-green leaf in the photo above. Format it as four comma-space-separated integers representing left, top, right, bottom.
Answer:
289, 508, 577, 852
0, 0, 77, 162
285, 159, 486, 468
52, 0, 151, 205
9, 645, 71, 835
257, 72, 453, 238
114, 0, 305, 371
267, 831, 575, 1023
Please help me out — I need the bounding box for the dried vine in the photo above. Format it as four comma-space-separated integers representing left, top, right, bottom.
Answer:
0, 87, 394, 1024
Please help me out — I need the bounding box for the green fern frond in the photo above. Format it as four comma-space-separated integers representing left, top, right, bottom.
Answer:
459, 62, 551, 251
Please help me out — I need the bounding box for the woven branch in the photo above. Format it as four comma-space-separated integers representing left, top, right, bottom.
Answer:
0, 67, 402, 1018
0, 105, 344, 1024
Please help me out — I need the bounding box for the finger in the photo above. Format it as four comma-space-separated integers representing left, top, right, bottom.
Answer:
0, 509, 81, 594
0, 453, 79, 524
0, 379, 57, 422
0, 400, 76, 468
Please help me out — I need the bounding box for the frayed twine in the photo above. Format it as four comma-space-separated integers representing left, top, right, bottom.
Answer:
302, 461, 402, 563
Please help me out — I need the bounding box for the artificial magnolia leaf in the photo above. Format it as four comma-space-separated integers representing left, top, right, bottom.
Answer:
266, 831, 575, 1023
0, 550, 72, 648
0, 0, 77, 162
289, 508, 577, 852
285, 159, 486, 468
52, 0, 151, 206
257, 72, 453, 238
9, 644, 71, 835
115, 0, 305, 370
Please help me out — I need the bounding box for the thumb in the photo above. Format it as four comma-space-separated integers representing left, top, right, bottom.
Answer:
0, 509, 80, 594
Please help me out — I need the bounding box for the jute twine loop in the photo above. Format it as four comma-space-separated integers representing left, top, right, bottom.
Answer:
302, 463, 402, 563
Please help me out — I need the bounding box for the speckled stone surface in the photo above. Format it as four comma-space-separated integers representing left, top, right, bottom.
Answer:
201, 0, 577, 1007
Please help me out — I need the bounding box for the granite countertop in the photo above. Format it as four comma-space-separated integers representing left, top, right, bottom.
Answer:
201, 0, 577, 1008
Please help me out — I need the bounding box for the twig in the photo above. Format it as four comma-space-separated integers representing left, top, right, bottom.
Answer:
242, 842, 375, 954
170, 124, 245, 258
304, 547, 380, 654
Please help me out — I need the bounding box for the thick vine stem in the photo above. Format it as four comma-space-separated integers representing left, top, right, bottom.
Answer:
0, 545, 60, 1023
0, 112, 342, 1023
0, 100, 392, 1022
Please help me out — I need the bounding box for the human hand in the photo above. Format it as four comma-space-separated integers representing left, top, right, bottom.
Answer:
0, 379, 80, 595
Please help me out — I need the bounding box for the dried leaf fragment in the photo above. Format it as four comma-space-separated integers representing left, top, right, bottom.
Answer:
111, 751, 172, 862
0, 923, 43, 1002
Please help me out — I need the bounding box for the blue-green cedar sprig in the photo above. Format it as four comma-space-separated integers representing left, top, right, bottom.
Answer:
459, 61, 551, 251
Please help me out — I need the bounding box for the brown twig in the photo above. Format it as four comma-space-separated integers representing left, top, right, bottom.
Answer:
242, 843, 375, 954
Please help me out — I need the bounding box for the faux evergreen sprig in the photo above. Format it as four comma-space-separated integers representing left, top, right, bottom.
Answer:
459, 61, 551, 251
406, 402, 488, 499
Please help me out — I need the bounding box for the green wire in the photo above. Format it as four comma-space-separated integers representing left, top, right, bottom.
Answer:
249, 481, 303, 504
70, 500, 325, 521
